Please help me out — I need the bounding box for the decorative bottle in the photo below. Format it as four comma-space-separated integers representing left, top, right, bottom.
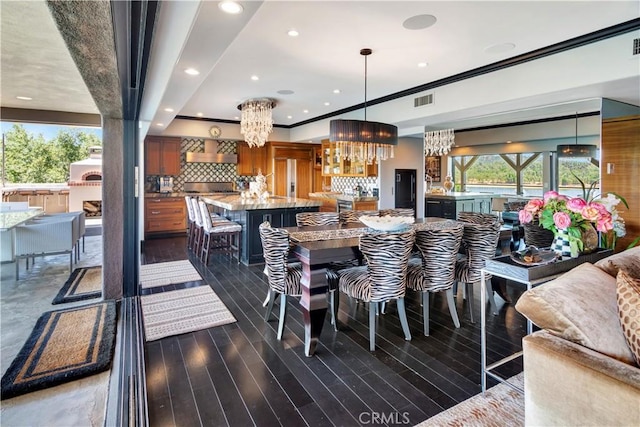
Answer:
443, 175, 455, 194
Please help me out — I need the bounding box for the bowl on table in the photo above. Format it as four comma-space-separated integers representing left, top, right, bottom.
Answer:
359, 215, 414, 231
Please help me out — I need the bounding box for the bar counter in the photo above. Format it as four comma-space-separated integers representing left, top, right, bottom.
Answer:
200, 194, 322, 211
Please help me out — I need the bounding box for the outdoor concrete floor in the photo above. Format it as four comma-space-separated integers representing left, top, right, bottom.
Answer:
1, 233, 109, 427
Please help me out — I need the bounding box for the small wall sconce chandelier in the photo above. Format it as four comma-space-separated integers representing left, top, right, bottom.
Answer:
329, 48, 398, 164
424, 128, 455, 156
238, 98, 276, 148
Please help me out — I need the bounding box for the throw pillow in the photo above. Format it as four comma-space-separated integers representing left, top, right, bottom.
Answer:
616, 270, 640, 365
515, 262, 636, 365
595, 246, 640, 279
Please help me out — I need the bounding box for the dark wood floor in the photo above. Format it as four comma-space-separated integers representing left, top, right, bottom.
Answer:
142, 236, 526, 427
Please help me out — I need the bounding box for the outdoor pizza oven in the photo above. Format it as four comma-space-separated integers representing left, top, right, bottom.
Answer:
68, 146, 102, 217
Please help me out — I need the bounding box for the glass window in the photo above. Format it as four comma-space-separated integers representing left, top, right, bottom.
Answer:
464, 154, 516, 195
558, 158, 599, 198
522, 153, 543, 197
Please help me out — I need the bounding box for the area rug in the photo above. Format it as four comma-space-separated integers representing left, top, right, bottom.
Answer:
139, 260, 202, 289
52, 266, 102, 304
415, 372, 524, 426
140, 286, 236, 341
1, 300, 117, 400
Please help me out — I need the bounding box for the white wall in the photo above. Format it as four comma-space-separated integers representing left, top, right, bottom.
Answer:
378, 137, 424, 215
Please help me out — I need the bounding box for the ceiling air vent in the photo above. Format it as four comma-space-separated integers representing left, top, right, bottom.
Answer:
414, 93, 434, 107
634, 38, 640, 56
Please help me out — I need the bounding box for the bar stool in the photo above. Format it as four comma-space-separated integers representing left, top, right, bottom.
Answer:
198, 201, 241, 264
189, 197, 204, 254
185, 196, 196, 250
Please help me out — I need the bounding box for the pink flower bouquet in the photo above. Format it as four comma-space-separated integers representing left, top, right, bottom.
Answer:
518, 190, 627, 250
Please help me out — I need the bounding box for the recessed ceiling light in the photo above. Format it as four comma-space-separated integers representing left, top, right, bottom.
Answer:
16, 96, 32, 100
234, 116, 239, 120
156, 123, 163, 126
164, 107, 174, 112
506, 140, 513, 144
303, 110, 309, 114
324, 102, 330, 106
417, 62, 428, 68
333, 89, 341, 94
219, 1, 243, 14
403, 14, 437, 30
287, 29, 299, 37
197, 112, 203, 117
484, 42, 516, 54
184, 68, 200, 76
251, 75, 259, 81
287, 115, 293, 119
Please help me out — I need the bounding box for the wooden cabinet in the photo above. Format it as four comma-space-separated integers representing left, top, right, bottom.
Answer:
321, 140, 377, 177
313, 145, 331, 192
144, 197, 187, 237
337, 198, 379, 211
237, 142, 268, 176
145, 136, 181, 176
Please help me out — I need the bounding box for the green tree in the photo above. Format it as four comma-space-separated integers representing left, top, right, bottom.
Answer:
1, 124, 101, 183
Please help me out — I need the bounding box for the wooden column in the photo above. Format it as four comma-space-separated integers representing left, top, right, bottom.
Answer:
601, 115, 640, 251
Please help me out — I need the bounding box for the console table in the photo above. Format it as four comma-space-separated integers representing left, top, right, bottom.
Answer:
480, 249, 613, 394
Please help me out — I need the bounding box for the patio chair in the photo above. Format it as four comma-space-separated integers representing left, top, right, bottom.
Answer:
14, 216, 75, 280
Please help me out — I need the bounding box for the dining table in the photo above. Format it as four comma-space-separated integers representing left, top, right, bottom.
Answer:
284, 217, 461, 357
0, 207, 44, 263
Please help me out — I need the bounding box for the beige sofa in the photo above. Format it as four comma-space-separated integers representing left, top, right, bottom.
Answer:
516, 247, 640, 426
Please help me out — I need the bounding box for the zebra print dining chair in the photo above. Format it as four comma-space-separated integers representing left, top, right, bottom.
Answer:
406, 223, 464, 335
379, 208, 415, 218
335, 228, 416, 351
295, 211, 339, 227
259, 221, 303, 340
454, 219, 501, 323
339, 210, 379, 224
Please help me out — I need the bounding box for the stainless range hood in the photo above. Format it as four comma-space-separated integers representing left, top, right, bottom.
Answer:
185, 140, 237, 163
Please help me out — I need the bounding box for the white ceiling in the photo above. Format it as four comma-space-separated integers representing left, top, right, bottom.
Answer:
1, 1, 639, 141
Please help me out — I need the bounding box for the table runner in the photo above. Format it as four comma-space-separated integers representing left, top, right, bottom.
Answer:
289, 219, 461, 242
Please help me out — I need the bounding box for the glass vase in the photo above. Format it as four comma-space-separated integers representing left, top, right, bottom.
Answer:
443, 175, 454, 194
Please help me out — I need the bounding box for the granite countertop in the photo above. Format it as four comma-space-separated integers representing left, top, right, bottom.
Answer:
424, 192, 494, 200
200, 194, 322, 211
145, 192, 241, 199
1, 185, 70, 194
308, 192, 378, 203
0, 208, 44, 231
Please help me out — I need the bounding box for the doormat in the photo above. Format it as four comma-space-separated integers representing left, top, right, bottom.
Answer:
414, 372, 524, 426
52, 266, 102, 305
1, 301, 117, 400
139, 260, 202, 289
140, 286, 236, 341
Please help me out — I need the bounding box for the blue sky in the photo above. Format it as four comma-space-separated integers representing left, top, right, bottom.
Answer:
1, 121, 102, 140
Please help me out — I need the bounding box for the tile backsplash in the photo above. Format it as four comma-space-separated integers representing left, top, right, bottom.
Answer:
145, 138, 380, 196
147, 138, 239, 192
331, 176, 378, 195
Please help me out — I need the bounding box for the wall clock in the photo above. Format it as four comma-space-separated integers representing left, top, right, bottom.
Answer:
209, 125, 222, 138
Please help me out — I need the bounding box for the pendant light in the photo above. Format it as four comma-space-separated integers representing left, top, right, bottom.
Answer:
557, 112, 597, 158
329, 48, 397, 164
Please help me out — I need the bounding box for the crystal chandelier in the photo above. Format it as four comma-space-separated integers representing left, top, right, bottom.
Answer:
239, 98, 276, 148
329, 48, 397, 164
424, 129, 455, 156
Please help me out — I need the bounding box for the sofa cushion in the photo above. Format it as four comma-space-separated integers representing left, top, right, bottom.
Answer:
617, 270, 640, 365
595, 246, 640, 279
515, 262, 635, 365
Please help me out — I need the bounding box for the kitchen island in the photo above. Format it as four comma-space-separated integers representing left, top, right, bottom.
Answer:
425, 192, 492, 219
201, 194, 321, 265
308, 192, 379, 212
